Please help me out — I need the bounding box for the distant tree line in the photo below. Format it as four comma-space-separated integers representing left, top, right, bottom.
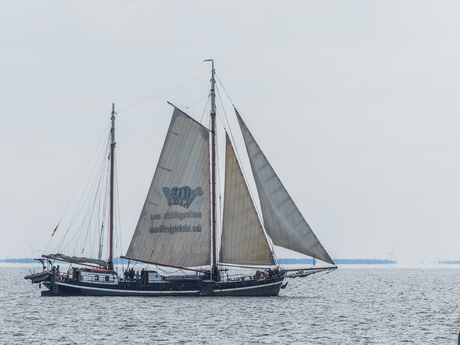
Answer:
279, 258, 397, 265
1, 257, 398, 265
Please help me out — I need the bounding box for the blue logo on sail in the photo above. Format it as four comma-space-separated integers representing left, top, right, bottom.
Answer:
162, 186, 203, 209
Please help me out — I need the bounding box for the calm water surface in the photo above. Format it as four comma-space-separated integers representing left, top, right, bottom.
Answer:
1, 266, 459, 344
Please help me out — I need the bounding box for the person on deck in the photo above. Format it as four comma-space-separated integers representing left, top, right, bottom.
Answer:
124, 269, 129, 282
135, 271, 140, 283
129, 268, 135, 281
141, 269, 145, 285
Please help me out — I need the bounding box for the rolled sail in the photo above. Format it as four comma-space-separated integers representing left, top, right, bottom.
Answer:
236, 110, 334, 265
44, 254, 109, 268
220, 134, 275, 266
126, 108, 211, 267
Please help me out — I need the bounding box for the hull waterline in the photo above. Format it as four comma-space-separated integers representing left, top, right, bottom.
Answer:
41, 275, 285, 297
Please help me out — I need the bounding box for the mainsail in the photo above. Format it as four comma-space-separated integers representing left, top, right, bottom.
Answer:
220, 134, 275, 266
236, 110, 334, 265
126, 108, 211, 267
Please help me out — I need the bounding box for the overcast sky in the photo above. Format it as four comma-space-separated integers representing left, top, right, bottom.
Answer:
2, 1, 460, 264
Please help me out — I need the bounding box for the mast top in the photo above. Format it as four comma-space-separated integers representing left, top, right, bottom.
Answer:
111, 103, 116, 145
203, 60, 216, 116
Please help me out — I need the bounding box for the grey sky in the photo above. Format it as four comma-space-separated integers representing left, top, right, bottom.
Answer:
1, 1, 459, 263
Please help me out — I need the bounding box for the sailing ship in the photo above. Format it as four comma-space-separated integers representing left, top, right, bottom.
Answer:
25, 61, 336, 296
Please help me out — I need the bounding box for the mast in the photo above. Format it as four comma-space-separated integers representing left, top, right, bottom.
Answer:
205, 59, 218, 280
109, 103, 116, 271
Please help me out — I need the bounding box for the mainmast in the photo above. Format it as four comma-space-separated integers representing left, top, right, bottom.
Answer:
205, 59, 218, 280
108, 103, 116, 271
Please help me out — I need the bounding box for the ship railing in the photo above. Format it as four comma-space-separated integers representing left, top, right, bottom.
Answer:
221, 274, 259, 282
77, 274, 118, 284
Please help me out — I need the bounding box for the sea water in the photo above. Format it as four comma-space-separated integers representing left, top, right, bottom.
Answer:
1, 265, 459, 344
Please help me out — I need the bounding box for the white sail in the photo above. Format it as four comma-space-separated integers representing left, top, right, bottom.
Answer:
220, 134, 275, 266
126, 108, 211, 267
236, 110, 334, 265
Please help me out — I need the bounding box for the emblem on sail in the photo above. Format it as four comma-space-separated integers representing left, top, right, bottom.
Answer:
162, 186, 203, 209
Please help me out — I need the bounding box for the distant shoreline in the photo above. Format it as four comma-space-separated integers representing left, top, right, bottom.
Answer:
2, 257, 398, 265
0, 257, 131, 264
278, 258, 397, 265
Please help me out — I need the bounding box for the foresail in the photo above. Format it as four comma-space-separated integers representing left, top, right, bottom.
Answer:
220, 134, 275, 266
126, 108, 211, 267
236, 110, 334, 265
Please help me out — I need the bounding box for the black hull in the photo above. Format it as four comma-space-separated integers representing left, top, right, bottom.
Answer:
41, 275, 285, 297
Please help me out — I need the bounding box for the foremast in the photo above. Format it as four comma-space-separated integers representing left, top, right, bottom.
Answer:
42, 104, 117, 271
205, 59, 218, 280
108, 103, 116, 271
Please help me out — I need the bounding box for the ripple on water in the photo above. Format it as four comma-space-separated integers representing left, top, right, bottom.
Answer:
2, 267, 460, 344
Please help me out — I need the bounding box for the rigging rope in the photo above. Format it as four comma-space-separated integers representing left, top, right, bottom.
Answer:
216, 73, 235, 107
51, 133, 114, 260
43, 121, 111, 255
117, 72, 210, 113
114, 155, 124, 267
214, 80, 279, 267
214, 84, 266, 227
